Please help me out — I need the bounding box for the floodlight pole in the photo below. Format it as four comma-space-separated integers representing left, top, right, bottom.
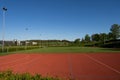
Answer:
25, 28, 28, 50
39, 34, 41, 48
2, 7, 7, 52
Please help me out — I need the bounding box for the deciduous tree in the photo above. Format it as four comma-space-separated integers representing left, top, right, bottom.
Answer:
110, 24, 120, 39
91, 34, 100, 42
74, 38, 80, 46
85, 34, 91, 42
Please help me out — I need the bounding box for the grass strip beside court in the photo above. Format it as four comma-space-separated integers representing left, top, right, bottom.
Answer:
11, 47, 120, 54
0, 47, 120, 55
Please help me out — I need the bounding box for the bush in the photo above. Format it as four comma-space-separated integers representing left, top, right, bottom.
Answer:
0, 70, 60, 80
101, 39, 120, 48
0, 46, 39, 53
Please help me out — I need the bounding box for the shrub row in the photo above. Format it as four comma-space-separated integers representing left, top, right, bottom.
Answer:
101, 42, 120, 48
0, 46, 39, 53
101, 39, 120, 48
0, 70, 60, 80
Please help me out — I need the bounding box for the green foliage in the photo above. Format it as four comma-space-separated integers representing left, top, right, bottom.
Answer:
110, 24, 120, 39
91, 33, 100, 42
108, 32, 114, 40
84, 34, 91, 42
0, 70, 60, 80
101, 39, 120, 48
80, 24, 120, 48
0, 46, 39, 53
73, 38, 80, 46
28, 40, 71, 47
99, 33, 108, 42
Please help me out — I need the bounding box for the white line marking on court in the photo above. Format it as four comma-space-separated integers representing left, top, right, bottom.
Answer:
84, 54, 120, 74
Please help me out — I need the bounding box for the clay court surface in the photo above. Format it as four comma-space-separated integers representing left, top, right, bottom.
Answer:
0, 53, 120, 80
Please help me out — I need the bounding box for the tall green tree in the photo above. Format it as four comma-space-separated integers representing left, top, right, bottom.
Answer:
74, 38, 80, 46
108, 32, 114, 40
99, 33, 108, 42
110, 24, 120, 39
81, 38, 85, 43
84, 34, 91, 42
91, 34, 100, 42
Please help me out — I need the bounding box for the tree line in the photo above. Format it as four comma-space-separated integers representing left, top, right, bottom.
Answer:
74, 24, 120, 47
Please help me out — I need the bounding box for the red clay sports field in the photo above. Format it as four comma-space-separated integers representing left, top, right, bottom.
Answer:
0, 53, 120, 80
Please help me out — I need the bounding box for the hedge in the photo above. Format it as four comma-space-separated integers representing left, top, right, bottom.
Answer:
0, 46, 39, 53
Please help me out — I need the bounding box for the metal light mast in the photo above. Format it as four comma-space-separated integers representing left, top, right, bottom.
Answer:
2, 7, 7, 52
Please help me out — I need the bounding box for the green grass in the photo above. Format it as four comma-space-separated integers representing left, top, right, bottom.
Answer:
11, 47, 120, 53
0, 47, 120, 55
0, 70, 60, 80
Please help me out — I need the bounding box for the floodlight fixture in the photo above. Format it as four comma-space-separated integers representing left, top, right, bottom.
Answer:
2, 7, 7, 52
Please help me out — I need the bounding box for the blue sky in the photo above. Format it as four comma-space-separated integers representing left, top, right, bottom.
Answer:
0, 0, 120, 41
